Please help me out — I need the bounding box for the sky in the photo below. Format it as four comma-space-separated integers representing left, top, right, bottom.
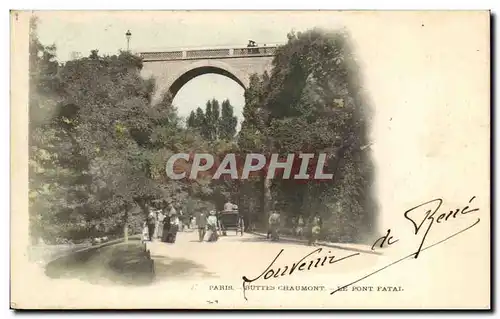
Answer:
34, 11, 345, 130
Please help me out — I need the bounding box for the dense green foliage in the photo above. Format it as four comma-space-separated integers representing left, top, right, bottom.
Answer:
238, 29, 376, 242
186, 98, 237, 141
29, 17, 206, 243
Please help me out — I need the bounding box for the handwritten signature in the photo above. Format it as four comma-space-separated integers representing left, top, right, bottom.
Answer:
242, 248, 359, 299
241, 196, 480, 300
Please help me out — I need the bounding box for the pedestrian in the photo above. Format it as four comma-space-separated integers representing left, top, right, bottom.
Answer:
266, 211, 273, 239
190, 216, 196, 229
161, 214, 171, 243
146, 211, 156, 241
207, 210, 219, 242
196, 210, 208, 242
153, 209, 160, 239
170, 213, 180, 243
291, 216, 298, 236
297, 215, 305, 239
142, 221, 149, 241
308, 214, 322, 246
157, 209, 165, 240
164, 213, 179, 243
183, 212, 191, 230
268, 211, 281, 241
169, 204, 177, 216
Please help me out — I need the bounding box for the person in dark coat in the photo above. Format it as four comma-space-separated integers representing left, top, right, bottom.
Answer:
196, 211, 208, 242
161, 214, 171, 243
147, 211, 156, 241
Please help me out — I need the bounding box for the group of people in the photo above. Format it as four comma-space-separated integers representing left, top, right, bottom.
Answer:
144, 198, 324, 246
144, 200, 240, 244
195, 201, 239, 243
267, 212, 323, 246
247, 39, 262, 54
144, 203, 185, 243
194, 210, 218, 242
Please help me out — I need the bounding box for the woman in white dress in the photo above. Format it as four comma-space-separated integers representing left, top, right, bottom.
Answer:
156, 211, 165, 239
207, 211, 219, 242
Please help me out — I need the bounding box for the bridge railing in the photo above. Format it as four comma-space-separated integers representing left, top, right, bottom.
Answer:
140, 45, 279, 61
142, 51, 184, 60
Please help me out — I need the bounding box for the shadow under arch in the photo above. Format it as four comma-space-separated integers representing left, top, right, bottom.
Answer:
167, 61, 248, 99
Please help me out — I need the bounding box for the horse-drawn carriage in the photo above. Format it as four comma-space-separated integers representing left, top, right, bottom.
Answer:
217, 210, 244, 236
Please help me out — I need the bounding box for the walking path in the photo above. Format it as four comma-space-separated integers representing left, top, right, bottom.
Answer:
146, 230, 383, 284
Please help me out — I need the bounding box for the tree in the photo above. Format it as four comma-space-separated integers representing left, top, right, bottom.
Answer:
53, 49, 168, 241
209, 98, 220, 140
237, 72, 271, 228
195, 107, 205, 130
28, 21, 180, 242
238, 28, 376, 242
186, 99, 237, 142
203, 100, 213, 140
200, 99, 221, 141
29, 15, 75, 244
218, 99, 238, 140
187, 110, 196, 128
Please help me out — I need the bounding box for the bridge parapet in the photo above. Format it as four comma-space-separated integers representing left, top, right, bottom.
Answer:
140, 44, 279, 62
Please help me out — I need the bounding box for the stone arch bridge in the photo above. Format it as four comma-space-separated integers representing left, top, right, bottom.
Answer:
139, 44, 279, 101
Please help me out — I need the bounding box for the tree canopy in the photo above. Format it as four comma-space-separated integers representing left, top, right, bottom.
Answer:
29, 17, 202, 243
187, 98, 238, 142
237, 28, 375, 242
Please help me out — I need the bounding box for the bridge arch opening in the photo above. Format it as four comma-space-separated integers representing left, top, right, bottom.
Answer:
172, 72, 245, 132
168, 65, 247, 99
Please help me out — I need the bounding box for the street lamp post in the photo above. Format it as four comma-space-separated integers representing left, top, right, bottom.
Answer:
125, 30, 132, 52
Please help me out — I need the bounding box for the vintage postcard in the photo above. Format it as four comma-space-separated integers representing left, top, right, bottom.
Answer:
10, 10, 490, 309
